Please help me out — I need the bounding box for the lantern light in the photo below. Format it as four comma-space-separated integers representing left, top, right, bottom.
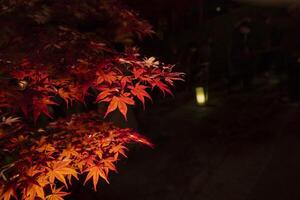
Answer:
196, 87, 207, 105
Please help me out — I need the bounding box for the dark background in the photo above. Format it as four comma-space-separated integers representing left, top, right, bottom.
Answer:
70, 1, 300, 199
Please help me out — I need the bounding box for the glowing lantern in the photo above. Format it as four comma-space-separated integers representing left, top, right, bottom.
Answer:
196, 87, 207, 105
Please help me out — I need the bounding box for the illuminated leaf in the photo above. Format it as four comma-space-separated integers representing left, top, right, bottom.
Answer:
129, 83, 152, 108
132, 68, 145, 79
60, 145, 78, 159
84, 165, 109, 191
104, 95, 134, 119
95, 89, 115, 103
46, 161, 78, 187
152, 79, 173, 96
1, 184, 17, 200
1, 116, 20, 126
46, 187, 69, 200
0, 1, 184, 198
23, 181, 45, 200
120, 76, 131, 89
96, 70, 117, 85
110, 144, 128, 159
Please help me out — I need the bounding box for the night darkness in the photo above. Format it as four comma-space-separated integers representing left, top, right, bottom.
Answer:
1, 0, 300, 200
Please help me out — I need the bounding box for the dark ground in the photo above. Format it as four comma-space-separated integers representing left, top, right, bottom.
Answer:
71, 81, 300, 200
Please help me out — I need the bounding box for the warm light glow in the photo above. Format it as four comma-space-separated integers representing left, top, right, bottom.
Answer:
216, 6, 222, 12
196, 87, 206, 105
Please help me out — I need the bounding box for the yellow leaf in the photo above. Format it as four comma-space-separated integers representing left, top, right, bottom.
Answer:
46, 160, 78, 187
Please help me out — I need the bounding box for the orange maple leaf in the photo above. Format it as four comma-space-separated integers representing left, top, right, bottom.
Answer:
104, 94, 134, 120
101, 157, 118, 175
60, 145, 78, 159
23, 182, 45, 200
95, 89, 116, 103
22, 167, 48, 200
84, 165, 109, 191
46, 187, 70, 200
36, 143, 56, 153
109, 143, 128, 159
96, 70, 117, 85
1, 184, 17, 200
46, 160, 78, 188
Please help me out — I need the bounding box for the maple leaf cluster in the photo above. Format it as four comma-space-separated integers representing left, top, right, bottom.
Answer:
0, 112, 153, 199
0, 50, 183, 122
0, 0, 184, 199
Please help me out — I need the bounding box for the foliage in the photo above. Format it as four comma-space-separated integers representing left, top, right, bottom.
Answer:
0, 0, 184, 199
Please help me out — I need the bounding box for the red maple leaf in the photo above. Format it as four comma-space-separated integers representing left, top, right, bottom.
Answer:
96, 70, 117, 85
129, 83, 151, 108
104, 94, 135, 120
151, 79, 173, 96
132, 68, 145, 79
33, 96, 58, 123
120, 76, 131, 89
95, 88, 116, 103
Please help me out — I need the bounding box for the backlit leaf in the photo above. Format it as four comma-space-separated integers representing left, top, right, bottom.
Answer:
46, 187, 69, 200
46, 161, 78, 187
84, 165, 109, 191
